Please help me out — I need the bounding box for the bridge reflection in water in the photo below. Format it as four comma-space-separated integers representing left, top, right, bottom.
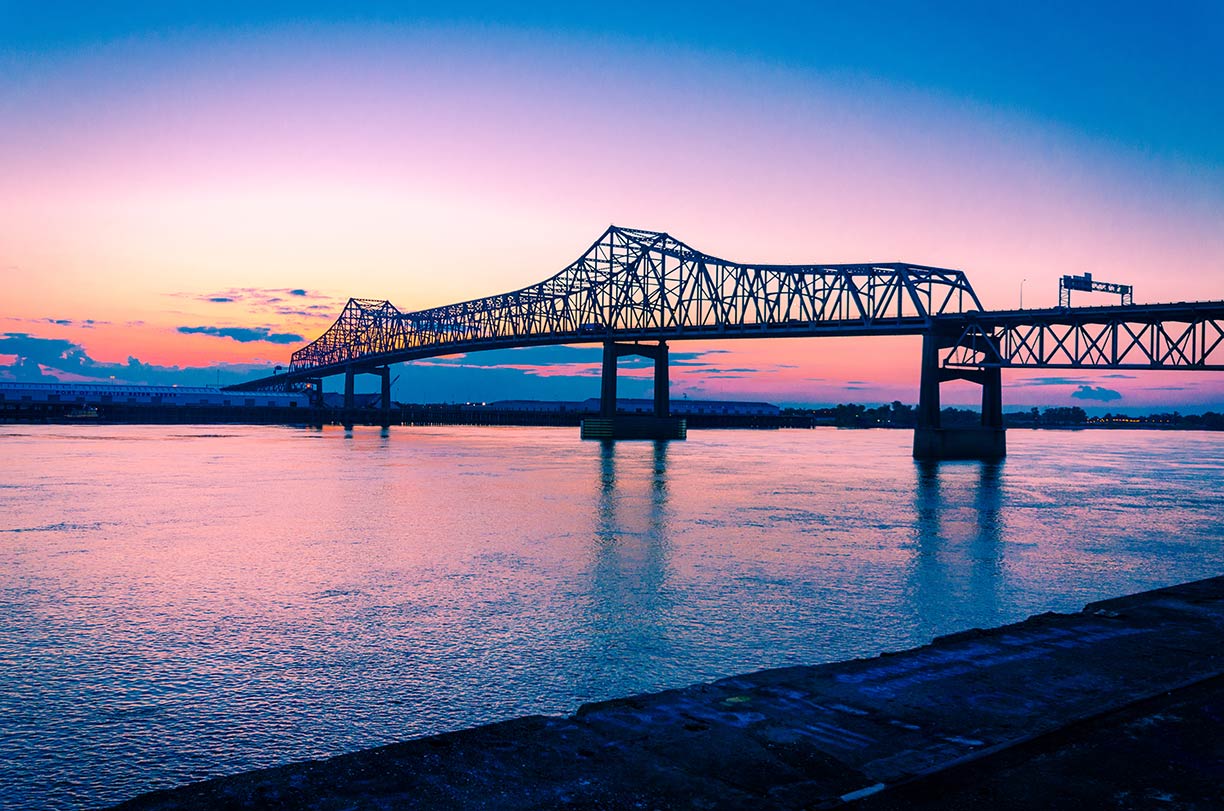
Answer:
587, 440, 675, 685
581, 437, 1019, 682
227, 226, 1224, 458
910, 460, 1005, 640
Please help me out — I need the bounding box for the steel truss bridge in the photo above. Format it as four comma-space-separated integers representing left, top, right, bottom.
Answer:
228, 225, 1224, 457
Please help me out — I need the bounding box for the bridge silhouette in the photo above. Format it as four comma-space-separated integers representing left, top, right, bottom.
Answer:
228, 226, 1224, 457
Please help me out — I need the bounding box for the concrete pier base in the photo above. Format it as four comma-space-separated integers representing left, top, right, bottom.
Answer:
913, 426, 1006, 460
580, 415, 686, 440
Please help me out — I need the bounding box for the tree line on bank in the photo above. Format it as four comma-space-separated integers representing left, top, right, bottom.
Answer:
781, 402, 1224, 430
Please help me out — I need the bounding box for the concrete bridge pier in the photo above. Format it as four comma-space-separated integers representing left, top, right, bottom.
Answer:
654, 343, 670, 418
377, 366, 392, 428
913, 331, 1006, 460
599, 342, 619, 418
583, 341, 685, 440
342, 367, 356, 429
338, 365, 394, 428
596, 341, 671, 418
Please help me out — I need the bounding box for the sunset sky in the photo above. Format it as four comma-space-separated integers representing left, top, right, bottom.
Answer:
2, 2, 1222, 411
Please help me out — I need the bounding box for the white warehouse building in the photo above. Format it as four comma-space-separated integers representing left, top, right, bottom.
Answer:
0, 382, 308, 408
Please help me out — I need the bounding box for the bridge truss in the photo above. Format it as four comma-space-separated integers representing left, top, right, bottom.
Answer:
251, 226, 982, 384
943, 302, 1224, 370
227, 225, 1224, 405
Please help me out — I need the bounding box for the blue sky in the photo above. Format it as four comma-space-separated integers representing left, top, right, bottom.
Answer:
6, 1, 1220, 166
2, 2, 1221, 412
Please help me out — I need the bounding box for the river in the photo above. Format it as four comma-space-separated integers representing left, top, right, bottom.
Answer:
2, 425, 1221, 809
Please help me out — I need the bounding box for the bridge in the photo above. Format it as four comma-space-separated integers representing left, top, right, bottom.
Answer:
227, 226, 1224, 457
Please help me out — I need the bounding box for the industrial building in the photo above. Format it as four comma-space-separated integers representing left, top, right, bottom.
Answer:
0, 382, 307, 410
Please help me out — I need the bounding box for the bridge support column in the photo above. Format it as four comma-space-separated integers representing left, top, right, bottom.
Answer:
378, 366, 392, 428
917, 332, 941, 432
913, 331, 1006, 461
600, 342, 618, 418
342, 367, 356, 429
335, 366, 396, 428
584, 341, 684, 440
981, 366, 1003, 429
654, 341, 669, 418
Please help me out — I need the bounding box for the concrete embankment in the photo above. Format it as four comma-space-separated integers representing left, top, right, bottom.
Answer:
115, 576, 1224, 810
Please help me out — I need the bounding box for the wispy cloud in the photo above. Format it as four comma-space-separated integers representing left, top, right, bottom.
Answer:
177, 326, 303, 344
169, 287, 346, 320
3, 316, 110, 328
414, 359, 602, 378
1010, 376, 1093, 387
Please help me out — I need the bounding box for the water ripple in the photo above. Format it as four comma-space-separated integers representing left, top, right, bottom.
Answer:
0, 425, 1220, 810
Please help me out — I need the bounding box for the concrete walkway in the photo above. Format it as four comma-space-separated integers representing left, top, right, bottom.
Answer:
115, 576, 1224, 810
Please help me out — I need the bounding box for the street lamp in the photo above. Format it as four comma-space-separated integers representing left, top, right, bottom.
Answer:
1020, 278, 1027, 310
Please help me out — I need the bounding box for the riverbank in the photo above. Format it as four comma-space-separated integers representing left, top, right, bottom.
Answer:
114, 575, 1224, 809
6, 404, 1222, 431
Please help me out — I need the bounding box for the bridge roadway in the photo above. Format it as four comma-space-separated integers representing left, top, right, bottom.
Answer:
225, 226, 1224, 457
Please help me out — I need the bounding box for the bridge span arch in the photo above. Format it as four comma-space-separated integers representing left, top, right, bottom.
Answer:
274, 225, 982, 377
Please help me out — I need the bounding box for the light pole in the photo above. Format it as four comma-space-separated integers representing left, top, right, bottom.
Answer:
1020, 278, 1027, 310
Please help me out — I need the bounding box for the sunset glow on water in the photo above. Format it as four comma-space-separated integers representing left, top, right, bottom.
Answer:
3, 425, 1222, 809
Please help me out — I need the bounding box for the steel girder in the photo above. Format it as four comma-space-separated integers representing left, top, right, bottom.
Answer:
942, 302, 1224, 370
283, 226, 981, 378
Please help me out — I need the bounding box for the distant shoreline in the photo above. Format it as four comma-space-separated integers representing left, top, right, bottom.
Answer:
1, 401, 1220, 431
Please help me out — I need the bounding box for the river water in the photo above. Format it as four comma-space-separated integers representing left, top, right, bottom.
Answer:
2, 425, 1222, 809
